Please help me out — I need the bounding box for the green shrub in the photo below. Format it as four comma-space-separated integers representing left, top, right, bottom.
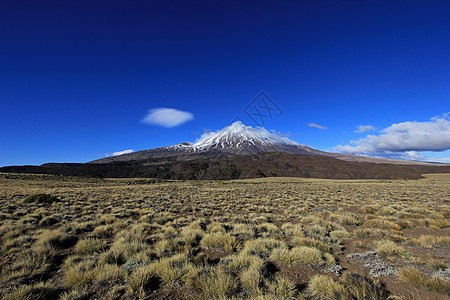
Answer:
24, 194, 59, 204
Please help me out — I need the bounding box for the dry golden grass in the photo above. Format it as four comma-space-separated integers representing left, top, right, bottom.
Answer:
0, 173, 448, 299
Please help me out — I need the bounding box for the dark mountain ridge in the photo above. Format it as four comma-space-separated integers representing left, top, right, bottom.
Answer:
2, 122, 448, 180
2, 152, 450, 180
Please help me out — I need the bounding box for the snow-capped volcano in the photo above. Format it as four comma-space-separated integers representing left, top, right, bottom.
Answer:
93, 122, 318, 163
92, 121, 438, 165
192, 121, 298, 150
178, 121, 307, 154
159, 121, 318, 156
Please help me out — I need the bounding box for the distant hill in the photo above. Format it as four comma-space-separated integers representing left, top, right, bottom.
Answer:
2, 122, 448, 180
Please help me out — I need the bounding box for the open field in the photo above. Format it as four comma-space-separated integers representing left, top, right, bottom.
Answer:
0, 173, 449, 299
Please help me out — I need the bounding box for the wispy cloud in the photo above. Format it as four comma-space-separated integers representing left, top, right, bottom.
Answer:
142, 107, 194, 127
111, 149, 134, 156
307, 123, 327, 130
431, 157, 450, 163
334, 113, 450, 160
101, 149, 134, 157
354, 125, 375, 133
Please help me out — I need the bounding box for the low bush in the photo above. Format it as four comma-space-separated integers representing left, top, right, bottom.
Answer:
24, 194, 59, 204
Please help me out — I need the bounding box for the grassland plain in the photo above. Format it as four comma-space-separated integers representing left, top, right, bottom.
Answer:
0, 173, 448, 299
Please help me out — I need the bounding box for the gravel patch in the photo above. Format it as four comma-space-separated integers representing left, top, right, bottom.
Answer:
432, 268, 450, 281
347, 251, 396, 277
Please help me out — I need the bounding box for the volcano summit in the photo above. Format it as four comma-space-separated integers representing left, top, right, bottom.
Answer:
91, 121, 442, 166
1, 122, 448, 180
92, 121, 319, 163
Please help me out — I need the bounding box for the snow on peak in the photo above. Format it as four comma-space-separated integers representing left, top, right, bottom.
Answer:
193, 121, 299, 148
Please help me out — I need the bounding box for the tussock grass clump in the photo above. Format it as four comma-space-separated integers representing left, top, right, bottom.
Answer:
243, 238, 286, 257
409, 235, 450, 248
92, 224, 115, 237
99, 249, 126, 265
291, 237, 332, 253
426, 276, 450, 294
39, 216, 60, 227
341, 273, 388, 300
99, 214, 116, 224
381, 207, 396, 216
376, 240, 409, 258
37, 229, 77, 249
398, 267, 426, 286
271, 246, 334, 266
73, 221, 96, 234
95, 263, 128, 282
354, 228, 385, 238
148, 253, 197, 286
257, 222, 280, 236
188, 266, 238, 299
232, 223, 254, 237
153, 239, 174, 257
281, 223, 304, 237
329, 229, 351, 239
24, 193, 58, 204
265, 275, 297, 300
181, 227, 203, 246
208, 222, 226, 234
303, 224, 328, 239
2, 234, 34, 252
109, 237, 151, 260
3, 282, 58, 300
127, 265, 161, 295
59, 288, 89, 300
3, 244, 58, 281
222, 251, 264, 273
307, 274, 344, 298
362, 205, 378, 214
63, 265, 97, 288
398, 267, 450, 294
75, 238, 107, 254
240, 264, 263, 296
383, 220, 402, 231
338, 213, 362, 226
201, 232, 239, 252
62, 255, 97, 288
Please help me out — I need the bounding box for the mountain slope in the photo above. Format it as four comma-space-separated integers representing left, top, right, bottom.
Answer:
92, 121, 319, 163
4, 152, 445, 180
2, 121, 448, 181
92, 121, 443, 166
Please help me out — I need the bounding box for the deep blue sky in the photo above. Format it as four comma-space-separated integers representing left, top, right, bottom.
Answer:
1, 0, 449, 166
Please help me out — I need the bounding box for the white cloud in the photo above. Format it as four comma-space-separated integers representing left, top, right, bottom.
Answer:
307, 123, 327, 130
112, 149, 134, 156
354, 125, 375, 133
431, 157, 450, 163
142, 107, 194, 127
334, 113, 450, 159
101, 149, 134, 157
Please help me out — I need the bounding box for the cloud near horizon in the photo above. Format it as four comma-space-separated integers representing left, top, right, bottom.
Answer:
142, 107, 194, 127
334, 113, 450, 160
307, 123, 327, 130
354, 125, 375, 133
103, 149, 134, 157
